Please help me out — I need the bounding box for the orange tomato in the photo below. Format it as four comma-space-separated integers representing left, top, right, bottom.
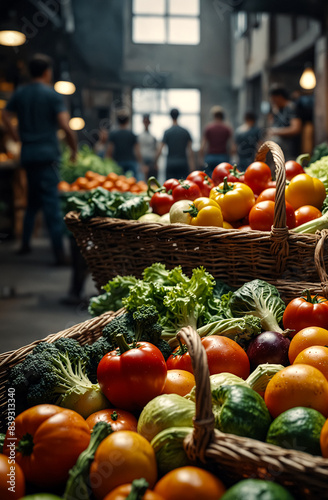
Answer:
130, 184, 142, 193
136, 181, 148, 192
288, 327, 328, 363
153, 466, 226, 500
104, 482, 165, 500
293, 345, 328, 380
75, 176, 89, 189
264, 364, 328, 419
85, 170, 99, 180
57, 180, 71, 192
294, 205, 322, 226
86, 408, 138, 432
0, 454, 25, 499
125, 177, 137, 186
161, 370, 195, 397
90, 431, 157, 499
3, 404, 90, 487
107, 172, 119, 182
86, 179, 100, 190
103, 180, 115, 190
115, 180, 130, 192
320, 419, 328, 458
69, 183, 80, 191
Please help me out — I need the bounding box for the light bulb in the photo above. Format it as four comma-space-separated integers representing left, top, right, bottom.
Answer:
54, 80, 76, 95
299, 67, 316, 90
0, 30, 26, 47
69, 117, 85, 130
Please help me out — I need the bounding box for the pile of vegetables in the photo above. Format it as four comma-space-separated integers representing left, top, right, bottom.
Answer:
65, 186, 149, 221
143, 160, 328, 234
58, 170, 147, 194
59, 144, 121, 184
3, 264, 328, 499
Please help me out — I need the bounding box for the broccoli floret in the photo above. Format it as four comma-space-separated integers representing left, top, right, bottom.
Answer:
154, 338, 172, 361
8, 341, 108, 418
102, 311, 135, 345
85, 337, 114, 383
132, 305, 162, 344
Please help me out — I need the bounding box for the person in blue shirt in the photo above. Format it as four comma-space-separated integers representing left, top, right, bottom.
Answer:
2, 53, 77, 265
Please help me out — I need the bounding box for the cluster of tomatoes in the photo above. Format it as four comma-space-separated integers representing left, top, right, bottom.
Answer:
58, 171, 148, 194
149, 160, 326, 231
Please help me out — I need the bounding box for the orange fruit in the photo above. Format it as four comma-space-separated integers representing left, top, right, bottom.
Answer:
57, 180, 71, 192
102, 180, 115, 190
75, 176, 89, 188
161, 370, 195, 397
320, 418, 328, 457
107, 172, 119, 181
85, 179, 100, 190
288, 327, 328, 363
85, 170, 98, 180
264, 364, 328, 419
293, 345, 328, 380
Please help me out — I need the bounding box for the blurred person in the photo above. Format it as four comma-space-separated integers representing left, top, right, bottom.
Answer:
93, 128, 109, 158
235, 111, 263, 171
2, 53, 77, 265
267, 85, 302, 160
155, 108, 195, 180
293, 91, 314, 154
138, 113, 157, 180
106, 110, 144, 177
199, 106, 234, 177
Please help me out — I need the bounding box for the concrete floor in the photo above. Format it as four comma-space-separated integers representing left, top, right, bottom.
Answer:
0, 235, 98, 354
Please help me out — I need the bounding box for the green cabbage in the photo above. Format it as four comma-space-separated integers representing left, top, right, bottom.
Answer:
227, 280, 285, 333
137, 394, 195, 442
151, 427, 193, 476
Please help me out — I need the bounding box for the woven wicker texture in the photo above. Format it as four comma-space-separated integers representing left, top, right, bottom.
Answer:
179, 325, 328, 499
1, 311, 328, 498
65, 141, 328, 302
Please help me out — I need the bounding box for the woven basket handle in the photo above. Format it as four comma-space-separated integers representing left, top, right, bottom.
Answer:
177, 326, 215, 463
314, 229, 328, 298
255, 141, 289, 274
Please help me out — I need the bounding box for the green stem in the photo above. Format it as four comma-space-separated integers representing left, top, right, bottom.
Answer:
147, 176, 162, 196
296, 153, 310, 166
111, 411, 118, 421
126, 479, 150, 500
116, 333, 132, 353
183, 203, 198, 217
17, 433, 34, 456
302, 289, 325, 304
216, 176, 234, 194
173, 337, 188, 357
230, 165, 242, 178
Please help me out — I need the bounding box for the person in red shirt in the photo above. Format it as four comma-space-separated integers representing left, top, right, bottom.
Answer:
199, 106, 234, 176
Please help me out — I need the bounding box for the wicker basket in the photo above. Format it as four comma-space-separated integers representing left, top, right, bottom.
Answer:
64, 141, 328, 302
1, 311, 327, 498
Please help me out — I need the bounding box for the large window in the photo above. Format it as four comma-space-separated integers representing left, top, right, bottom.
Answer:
132, 0, 200, 45
132, 88, 201, 149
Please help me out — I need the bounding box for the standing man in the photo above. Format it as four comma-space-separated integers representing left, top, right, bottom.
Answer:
198, 106, 234, 177
138, 113, 157, 180
155, 108, 195, 180
235, 111, 263, 171
2, 53, 77, 265
267, 85, 302, 160
107, 110, 144, 178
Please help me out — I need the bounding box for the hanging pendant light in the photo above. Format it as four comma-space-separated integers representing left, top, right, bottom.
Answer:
0, 30, 26, 47
54, 61, 76, 95
69, 105, 85, 130
299, 63, 316, 90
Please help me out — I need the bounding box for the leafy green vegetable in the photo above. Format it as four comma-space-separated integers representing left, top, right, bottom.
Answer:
9, 339, 109, 417
305, 153, 328, 189
227, 279, 285, 333
88, 275, 138, 317
137, 393, 195, 442
151, 427, 193, 476
308, 142, 328, 165
60, 144, 121, 184
63, 421, 112, 500
197, 315, 262, 344
67, 187, 149, 222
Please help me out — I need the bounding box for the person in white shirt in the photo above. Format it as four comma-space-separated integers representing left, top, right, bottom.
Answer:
138, 114, 157, 180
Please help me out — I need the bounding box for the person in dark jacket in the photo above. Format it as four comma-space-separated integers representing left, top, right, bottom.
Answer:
2, 53, 77, 264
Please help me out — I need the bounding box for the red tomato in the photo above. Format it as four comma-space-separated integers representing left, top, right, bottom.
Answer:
86, 408, 138, 432
285, 160, 305, 181
249, 200, 295, 230
0, 454, 25, 499
244, 162, 272, 195
97, 341, 167, 411
249, 200, 275, 231
256, 187, 276, 204
212, 163, 244, 185
163, 178, 180, 192
166, 344, 193, 373
187, 172, 215, 196
172, 180, 201, 202
3, 404, 90, 488
167, 336, 250, 379
201, 336, 250, 379
295, 205, 322, 227
150, 192, 174, 215
283, 291, 328, 335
